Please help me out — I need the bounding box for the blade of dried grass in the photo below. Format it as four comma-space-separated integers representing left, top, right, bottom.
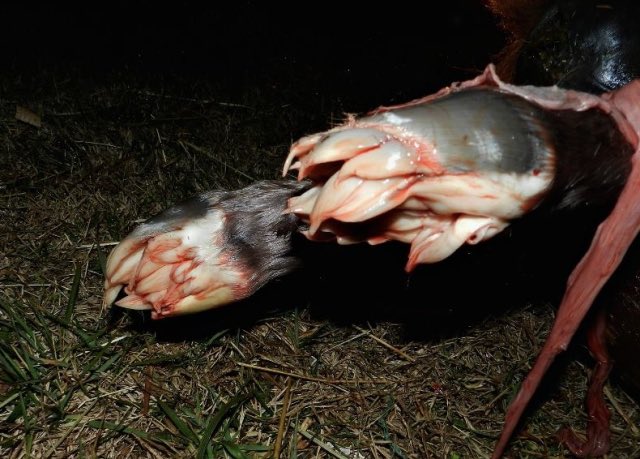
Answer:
87, 419, 176, 443
376, 396, 408, 459
43, 399, 100, 458
273, 377, 293, 458
40, 310, 99, 348
604, 386, 640, 435
291, 422, 350, 459
237, 362, 388, 385
353, 325, 415, 362
180, 141, 256, 181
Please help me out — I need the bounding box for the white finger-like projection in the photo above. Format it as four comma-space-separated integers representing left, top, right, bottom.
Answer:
104, 65, 640, 457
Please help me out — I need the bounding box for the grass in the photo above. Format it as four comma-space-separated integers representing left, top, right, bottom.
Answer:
1, 68, 639, 458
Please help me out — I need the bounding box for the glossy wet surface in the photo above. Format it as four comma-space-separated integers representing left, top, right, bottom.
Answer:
1, 3, 639, 457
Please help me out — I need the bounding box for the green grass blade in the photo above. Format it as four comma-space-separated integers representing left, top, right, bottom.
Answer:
222, 441, 250, 459
6, 393, 28, 423
203, 329, 229, 347
288, 414, 299, 459
96, 241, 107, 276
0, 391, 20, 411
132, 352, 188, 366
0, 346, 27, 382
158, 400, 199, 444
64, 265, 82, 322
57, 385, 78, 415
24, 430, 33, 456
94, 351, 124, 374
196, 390, 251, 459
87, 419, 176, 442
17, 342, 40, 380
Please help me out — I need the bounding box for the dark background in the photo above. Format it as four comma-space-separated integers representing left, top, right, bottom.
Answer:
4, 5, 640, 457
3, 2, 505, 108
